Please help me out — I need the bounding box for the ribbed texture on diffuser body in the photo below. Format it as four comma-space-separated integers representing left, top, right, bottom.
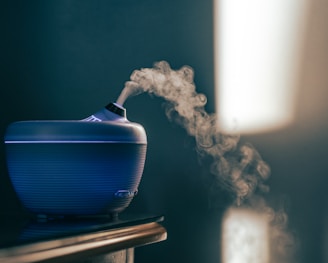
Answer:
6, 143, 146, 215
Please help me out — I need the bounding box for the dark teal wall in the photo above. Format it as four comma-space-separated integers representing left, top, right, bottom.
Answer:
2, 1, 328, 263
1, 1, 216, 262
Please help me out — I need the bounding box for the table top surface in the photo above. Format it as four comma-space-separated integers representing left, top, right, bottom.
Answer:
0, 212, 166, 263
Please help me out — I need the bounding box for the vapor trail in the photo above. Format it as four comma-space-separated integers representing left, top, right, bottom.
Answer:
116, 61, 297, 262
117, 61, 270, 204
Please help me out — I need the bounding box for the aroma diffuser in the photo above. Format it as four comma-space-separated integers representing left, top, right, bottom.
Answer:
4, 103, 147, 217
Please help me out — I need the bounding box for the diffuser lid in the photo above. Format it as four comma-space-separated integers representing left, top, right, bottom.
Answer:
4, 120, 147, 144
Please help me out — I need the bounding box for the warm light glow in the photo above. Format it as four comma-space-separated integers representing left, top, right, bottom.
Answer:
222, 207, 269, 263
214, 0, 307, 133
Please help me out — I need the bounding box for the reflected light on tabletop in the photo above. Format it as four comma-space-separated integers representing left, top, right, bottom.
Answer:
214, 0, 308, 134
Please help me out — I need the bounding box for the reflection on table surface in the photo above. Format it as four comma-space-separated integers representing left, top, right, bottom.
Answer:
0, 212, 164, 249
0, 212, 166, 263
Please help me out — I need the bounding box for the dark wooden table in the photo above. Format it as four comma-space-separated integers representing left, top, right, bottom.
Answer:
0, 213, 167, 263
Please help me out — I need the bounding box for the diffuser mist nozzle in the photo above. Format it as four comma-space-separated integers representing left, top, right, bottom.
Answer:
106, 102, 126, 118
82, 102, 127, 122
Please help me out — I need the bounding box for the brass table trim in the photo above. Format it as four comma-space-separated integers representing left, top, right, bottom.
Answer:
0, 222, 167, 263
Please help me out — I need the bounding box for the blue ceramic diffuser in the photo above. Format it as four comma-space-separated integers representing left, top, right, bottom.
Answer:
4, 103, 147, 217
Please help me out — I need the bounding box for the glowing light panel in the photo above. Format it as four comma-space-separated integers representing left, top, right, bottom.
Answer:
214, 0, 307, 133
222, 208, 269, 263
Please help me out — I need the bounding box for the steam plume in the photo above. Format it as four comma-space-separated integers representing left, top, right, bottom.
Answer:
117, 61, 297, 262
117, 61, 270, 204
